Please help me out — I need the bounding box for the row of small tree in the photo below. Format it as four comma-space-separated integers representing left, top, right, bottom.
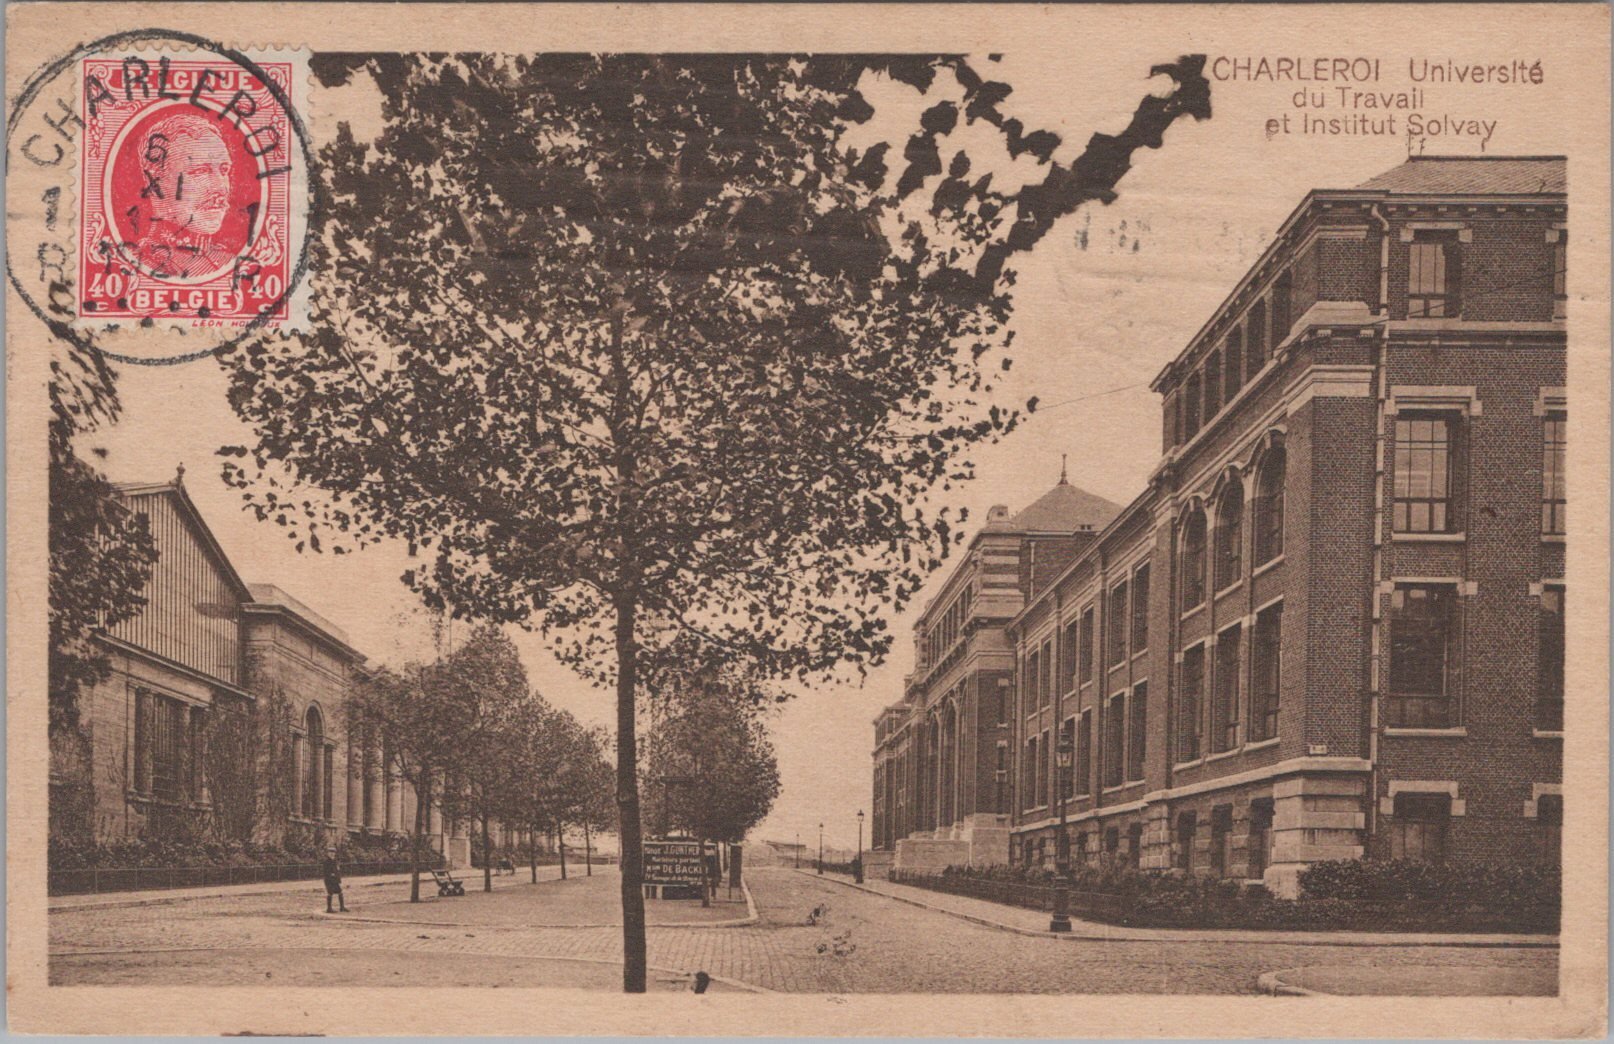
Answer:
346, 624, 614, 901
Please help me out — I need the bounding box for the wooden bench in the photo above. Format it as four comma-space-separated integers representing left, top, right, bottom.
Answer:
496, 857, 516, 876
431, 868, 466, 896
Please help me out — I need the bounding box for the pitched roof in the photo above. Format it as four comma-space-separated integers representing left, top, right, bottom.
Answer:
1006, 479, 1122, 533
1353, 155, 1566, 195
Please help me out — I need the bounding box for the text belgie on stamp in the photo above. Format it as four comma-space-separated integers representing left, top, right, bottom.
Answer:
7, 31, 311, 366
77, 54, 298, 327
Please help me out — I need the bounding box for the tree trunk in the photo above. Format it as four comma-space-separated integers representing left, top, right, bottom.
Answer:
409, 773, 428, 904
557, 823, 567, 880
699, 834, 710, 907
529, 823, 538, 883
584, 821, 592, 876
481, 807, 492, 893
614, 593, 647, 993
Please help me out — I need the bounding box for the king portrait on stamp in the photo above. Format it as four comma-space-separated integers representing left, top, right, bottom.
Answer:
126, 109, 239, 280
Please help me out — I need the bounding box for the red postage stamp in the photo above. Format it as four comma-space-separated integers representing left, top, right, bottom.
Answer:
75, 51, 307, 331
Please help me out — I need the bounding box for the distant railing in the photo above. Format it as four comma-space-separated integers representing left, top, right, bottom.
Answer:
48, 857, 444, 897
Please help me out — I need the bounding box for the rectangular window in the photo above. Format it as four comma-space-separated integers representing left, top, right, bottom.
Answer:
1042, 638, 1054, 709
1537, 794, 1563, 867
1538, 587, 1565, 731
1210, 806, 1233, 878
1553, 231, 1567, 318
1079, 607, 1095, 684
1389, 793, 1450, 862
188, 708, 206, 802
1022, 736, 1038, 811
1103, 694, 1126, 788
1408, 231, 1460, 317
1025, 650, 1038, 716
1107, 581, 1129, 667
1131, 564, 1150, 653
1247, 798, 1274, 880
1060, 619, 1079, 694
1175, 812, 1197, 872
1212, 628, 1241, 753
133, 689, 152, 793
1394, 413, 1462, 534
1543, 413, 1567, 536
1074, 710, 1092, 797
150, 696, 184, 802
1127, 822, 1143, 868
1178, 646, 1205, 762
1127, 682, 1148, 782
1060, 717, 1077, 799
1103, 826, 1120, 864
1387, 585, 1460, 728
1038, 729, 1050, 808
1250, 604, 1282, 742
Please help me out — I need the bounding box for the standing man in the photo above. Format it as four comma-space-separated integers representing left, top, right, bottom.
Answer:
322, 847, 348, 913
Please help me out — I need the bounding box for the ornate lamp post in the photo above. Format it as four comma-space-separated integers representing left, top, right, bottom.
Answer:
855, 810, 866, 883
817, 822, 824, 874
1050, 735, 1075, 933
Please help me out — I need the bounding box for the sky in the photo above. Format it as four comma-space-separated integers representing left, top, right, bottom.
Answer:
74, 32, 1579, 855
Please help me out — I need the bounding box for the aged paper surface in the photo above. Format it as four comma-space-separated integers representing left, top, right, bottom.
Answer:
7, 2, 1609, 1036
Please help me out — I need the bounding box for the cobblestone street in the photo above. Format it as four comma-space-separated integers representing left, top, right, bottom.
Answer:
51, 867, 1557, 994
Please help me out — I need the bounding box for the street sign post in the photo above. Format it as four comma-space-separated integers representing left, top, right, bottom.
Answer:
642, 839, 712, 898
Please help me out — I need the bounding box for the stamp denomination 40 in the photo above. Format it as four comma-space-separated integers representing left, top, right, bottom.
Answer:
78, 53, 300, 328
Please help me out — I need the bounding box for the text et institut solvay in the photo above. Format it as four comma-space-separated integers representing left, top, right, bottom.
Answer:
870, 155, 1567, 896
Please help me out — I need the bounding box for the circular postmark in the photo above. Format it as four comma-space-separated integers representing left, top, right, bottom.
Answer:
6, 28, 318, 365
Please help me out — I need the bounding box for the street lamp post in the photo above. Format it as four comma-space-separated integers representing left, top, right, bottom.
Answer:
794, 833, 800, 869
817, 822, 824, 874
1050, 735, 1075, 933
855, 810, 865, 883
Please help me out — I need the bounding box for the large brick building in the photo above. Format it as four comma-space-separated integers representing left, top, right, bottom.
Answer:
874, 156, 1567, 895
871, 477, 1120, 869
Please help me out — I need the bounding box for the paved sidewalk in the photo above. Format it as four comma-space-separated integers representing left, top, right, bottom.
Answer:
814, 871, 1558, 949
50, 863, 565, 912
1260, 964, 1558, 996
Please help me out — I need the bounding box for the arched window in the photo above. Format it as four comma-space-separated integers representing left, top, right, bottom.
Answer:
1214, 479, 1244, 591
1224, 327, 1244, 403
1184, 372, 1203, 438
303, 706, 324, 819
1181, 505, 1208, 610
1204, 353, 1222, 419
1253, 441, 1287, 565
1247, 299, 1267, 371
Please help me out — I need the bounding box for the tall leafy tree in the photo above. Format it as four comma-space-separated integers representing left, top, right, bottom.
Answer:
49, 340, 158, 735
644, 662, 781, 905
223, 52, 1209, 990
433, 624, 532, 893
345, 656, 467, 902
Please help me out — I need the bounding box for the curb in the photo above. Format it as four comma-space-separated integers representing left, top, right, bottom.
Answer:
48, 873, 423, 913
799, 871, 1560, 950
1258, 970, 1317, 996
50, 867, 575, 914
291, 878, 758, 930
50, 943, 772, 993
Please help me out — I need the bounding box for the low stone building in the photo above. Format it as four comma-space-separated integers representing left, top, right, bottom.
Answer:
49, 471, 507, 868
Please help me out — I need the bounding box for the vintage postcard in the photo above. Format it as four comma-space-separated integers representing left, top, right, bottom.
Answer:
7, 3, 1609, 1037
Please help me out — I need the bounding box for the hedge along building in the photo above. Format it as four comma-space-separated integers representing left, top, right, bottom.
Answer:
871, 476, 1121, 871
900, 155, 1565, 897
49, 469, 503, 869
